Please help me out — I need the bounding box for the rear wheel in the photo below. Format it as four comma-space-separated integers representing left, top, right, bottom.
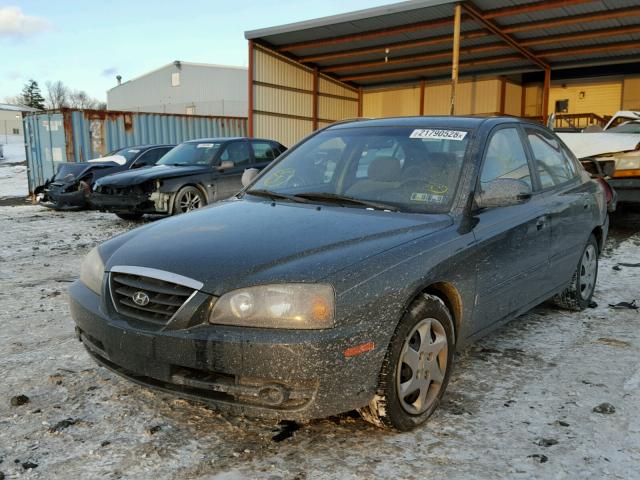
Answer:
553, 234, 598, 311
359, 294, 455, 431
173, 186, 206, 215
115, 213, 143, 221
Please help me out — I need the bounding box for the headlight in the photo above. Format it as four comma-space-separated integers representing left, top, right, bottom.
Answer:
614, 155, 640, 172
80, 246, 105, 295
209, 284, 334, 329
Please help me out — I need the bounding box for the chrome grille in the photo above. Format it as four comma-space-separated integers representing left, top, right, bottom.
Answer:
110, 271, 196, 326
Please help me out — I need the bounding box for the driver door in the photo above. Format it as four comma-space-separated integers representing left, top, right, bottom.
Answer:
471, 126, 551, 334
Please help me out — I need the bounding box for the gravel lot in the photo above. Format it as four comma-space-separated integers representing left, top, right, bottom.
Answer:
1, 205, 639, 479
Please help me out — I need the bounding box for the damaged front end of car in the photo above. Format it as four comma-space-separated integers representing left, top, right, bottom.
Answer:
90, 180, 168, 215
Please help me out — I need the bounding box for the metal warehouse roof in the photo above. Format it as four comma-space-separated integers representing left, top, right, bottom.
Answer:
245, 0, 640, 88
0, 103, 40, 112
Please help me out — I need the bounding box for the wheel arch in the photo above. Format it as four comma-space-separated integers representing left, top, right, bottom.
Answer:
591, 226, 603, 253
170, 183, 209, 214
405, 281, 463, 345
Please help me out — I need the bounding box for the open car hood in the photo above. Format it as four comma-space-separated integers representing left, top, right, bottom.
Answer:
559, 132, 640, 159
53, 162, 118, 183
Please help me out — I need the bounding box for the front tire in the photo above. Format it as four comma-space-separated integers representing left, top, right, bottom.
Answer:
553, 234, 599, 311
359, 294, 455, 431
173, 186, 206, 215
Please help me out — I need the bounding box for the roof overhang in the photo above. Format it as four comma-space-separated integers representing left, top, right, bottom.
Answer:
245, 0, 640, 89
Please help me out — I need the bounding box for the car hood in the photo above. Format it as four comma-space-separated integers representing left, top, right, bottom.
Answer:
103, 198, 452, 295
53, 162, 116, 183
558, 132, 640, 159
94, 164, 210, 187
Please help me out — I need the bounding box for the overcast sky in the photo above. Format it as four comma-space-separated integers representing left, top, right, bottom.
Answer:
1, 0, 395, 103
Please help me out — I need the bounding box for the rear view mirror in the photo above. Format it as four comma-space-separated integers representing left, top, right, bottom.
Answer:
217, 161, 234, 171
476, 179, 532, 209
242, 168, 259, 187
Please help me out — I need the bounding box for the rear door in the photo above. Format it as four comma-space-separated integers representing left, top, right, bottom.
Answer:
471, 125, 551, 334
523, 125, 592, 289
250, 140, 282, 170
212, 140, 251, 201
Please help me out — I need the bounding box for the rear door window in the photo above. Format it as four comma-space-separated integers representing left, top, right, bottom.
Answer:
132, 148, 170, 168
525, 127, 576, 188
219, 141, 251, 167
480, 127, 532, 189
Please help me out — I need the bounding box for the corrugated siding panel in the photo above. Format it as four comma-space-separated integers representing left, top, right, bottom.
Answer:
255, 84, 312, 117
623, 77, 640, 110
504, 82, 522, 116
363, 86, 421, 117
24, 109, 246, 192
424, 79, 501, 115
318, 77, 358, 99
549, 79, 623, 116
424, 83, 451, 115
254, 48, 312, 90
319, 96, 358, 121
524, 85, 543, 117
255, 114, 312, 148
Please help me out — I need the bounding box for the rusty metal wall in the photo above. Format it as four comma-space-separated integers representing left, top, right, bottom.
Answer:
24, 108, 246, 193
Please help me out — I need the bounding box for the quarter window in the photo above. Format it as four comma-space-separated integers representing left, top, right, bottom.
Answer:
251, 141, 279, 162
525, 128, 576, 188
480, 127, 532, 189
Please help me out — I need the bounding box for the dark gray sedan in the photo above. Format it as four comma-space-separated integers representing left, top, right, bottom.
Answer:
69, 116, 608, 431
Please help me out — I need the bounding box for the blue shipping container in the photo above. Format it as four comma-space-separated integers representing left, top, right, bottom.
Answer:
24, 108, 247, 193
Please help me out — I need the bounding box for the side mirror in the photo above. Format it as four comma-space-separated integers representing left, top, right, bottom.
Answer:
475, 179, 532, 209
241, 168, 259, 187
217, 160, 234, 171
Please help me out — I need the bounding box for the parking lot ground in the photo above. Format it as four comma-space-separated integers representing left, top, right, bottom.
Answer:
0, 205, 639, 480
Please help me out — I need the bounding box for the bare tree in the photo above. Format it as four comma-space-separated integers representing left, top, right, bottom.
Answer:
69, 90, 99, 109
45, 80, 69, 109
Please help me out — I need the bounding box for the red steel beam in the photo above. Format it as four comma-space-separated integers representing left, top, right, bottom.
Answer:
247, 40, 254, 138
462, 2, 548, 69
484, 0, 594, 19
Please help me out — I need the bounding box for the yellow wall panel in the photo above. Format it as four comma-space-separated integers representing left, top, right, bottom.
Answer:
363, 86, 421, 117
549, 79, 622, 117
319, 77, 358, 99
254, 114, 312, 148
254, 49, 313, 90
319, 96, 358, 122
504, 82, 522, 116
423, 83, 451, 115
424, 79, 501, 115
622, 77, 640, 110
524, 85, 542, 117
254, 84, 312, 117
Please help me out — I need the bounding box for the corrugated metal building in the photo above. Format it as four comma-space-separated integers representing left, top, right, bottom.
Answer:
0, 103, 39, 139
245, 0, 640, 145
24, 108, 247, 193
107, 62, 248, 117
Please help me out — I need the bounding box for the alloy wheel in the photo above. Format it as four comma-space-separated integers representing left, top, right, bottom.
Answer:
579, 244, 597, 300
396, 317, 448, 415
178, 190, 202, 212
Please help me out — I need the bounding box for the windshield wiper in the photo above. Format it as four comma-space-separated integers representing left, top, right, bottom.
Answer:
245, 189, 310, 203
294, 192, 398, 211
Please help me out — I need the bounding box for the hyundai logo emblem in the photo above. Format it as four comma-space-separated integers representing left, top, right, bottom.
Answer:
132, 291, 150, 306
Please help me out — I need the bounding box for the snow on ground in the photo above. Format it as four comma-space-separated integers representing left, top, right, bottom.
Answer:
0, 206, 639, 480
0, 134, 28, 199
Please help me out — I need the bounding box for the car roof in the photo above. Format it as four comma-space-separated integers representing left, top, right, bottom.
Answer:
326, 116, 525, 131
183, 137, 278, 143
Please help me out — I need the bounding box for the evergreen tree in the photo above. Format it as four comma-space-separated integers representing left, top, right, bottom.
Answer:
20, 80, 46, 110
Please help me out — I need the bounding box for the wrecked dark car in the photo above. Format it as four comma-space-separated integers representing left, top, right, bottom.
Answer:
70, 117, 608, 431
39, 145, 175, 210
90, 137, 286, 220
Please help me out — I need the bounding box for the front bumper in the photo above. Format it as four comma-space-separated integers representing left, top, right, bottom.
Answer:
43, 183, 88, 210
609, 177, 640, 204
89, 191, 161, 214
69, 280, 379, 420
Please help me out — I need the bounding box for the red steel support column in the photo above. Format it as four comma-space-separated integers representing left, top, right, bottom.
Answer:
450, 4, 461, 116
358, 87, 363, 117
542, 67, 551, 122
312, 67, 319, 130
419, 80, 425, 115
248, 40, 254, 137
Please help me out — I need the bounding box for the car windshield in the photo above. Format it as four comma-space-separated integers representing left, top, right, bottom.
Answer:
157, 142, 222, 166
607, 121, 640, 134
249, 126, 471, 213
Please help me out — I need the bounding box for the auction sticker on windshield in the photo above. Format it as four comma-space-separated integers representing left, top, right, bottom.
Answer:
409, 129, 467, 140
197, 143, 215, 148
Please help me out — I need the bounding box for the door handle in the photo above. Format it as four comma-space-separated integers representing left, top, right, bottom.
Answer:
536, 216, 547, 231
